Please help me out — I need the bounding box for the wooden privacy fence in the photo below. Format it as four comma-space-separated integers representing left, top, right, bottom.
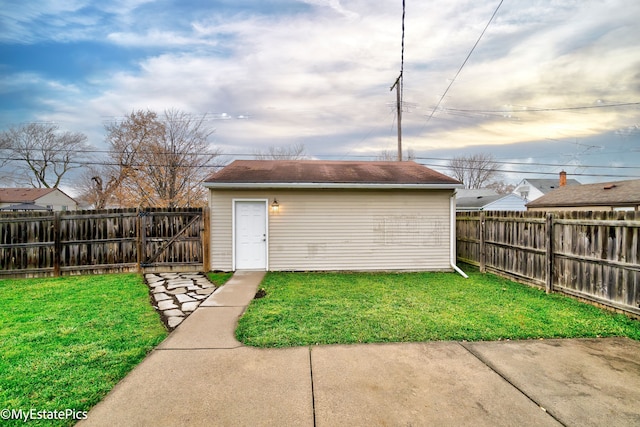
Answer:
0, 207, 209, 278
457, 211, 640, 317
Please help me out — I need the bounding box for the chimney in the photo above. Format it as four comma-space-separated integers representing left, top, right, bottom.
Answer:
559, 170, 567, 187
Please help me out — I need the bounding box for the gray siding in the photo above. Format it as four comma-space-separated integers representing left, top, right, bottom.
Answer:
210, 188, 453, 271
484, 194, 527, 211
36, 191, 78, 211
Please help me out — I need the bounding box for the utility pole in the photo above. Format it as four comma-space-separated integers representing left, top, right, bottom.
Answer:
391, 0, 406, 161
390, 73, 402, 161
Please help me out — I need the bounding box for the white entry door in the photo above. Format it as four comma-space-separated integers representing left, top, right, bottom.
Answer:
234, 201, 267, 270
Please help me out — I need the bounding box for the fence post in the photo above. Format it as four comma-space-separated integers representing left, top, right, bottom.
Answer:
479, 212, 486, 273
545, 212, 554, 294
136, 208, 143, 273
202, 207, 210, 273
53, 211, 61, 277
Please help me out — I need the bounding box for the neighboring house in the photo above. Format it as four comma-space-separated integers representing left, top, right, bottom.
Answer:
455, 188, 498, 199
203, 160, 463, 272
0, 188, 78, 212
456, 193, 527, 212
512, 171, 581, 202
527, 178, 640, 212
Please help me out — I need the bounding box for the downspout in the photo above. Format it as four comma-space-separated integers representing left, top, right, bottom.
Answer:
450, 193, 468, 278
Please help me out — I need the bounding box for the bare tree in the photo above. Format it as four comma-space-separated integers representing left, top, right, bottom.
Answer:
75, 165, 125, 209
0, 132, 9, 162
253, 143, 307, 160
0, 132, 11, 184
138, 109, 221, 207
485, 180, 515, 195
376, 148, 415, 161
75, 110, 163, 208
447, 153, 500, 189
77, 109, 221, 208
0, 123, 90, 188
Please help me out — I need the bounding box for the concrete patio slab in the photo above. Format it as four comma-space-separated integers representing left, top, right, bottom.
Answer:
157, 306, 246, 349
79, 346, 313, 427
463, 338, 640, 427
310, 342, 560, 427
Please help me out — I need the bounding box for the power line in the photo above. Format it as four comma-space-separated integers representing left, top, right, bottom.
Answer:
445, 101, 640, 114
4, 145, 638, 171
425, 0, 504, 124
338, 118, 391, 160
0, 156, 227, 169
414, 156, 639, 170
2, 152, 638, 175
2, 141, 638, 169
100, 112, 246, 123
0, 146, 221, 156
416, 161, 640, 179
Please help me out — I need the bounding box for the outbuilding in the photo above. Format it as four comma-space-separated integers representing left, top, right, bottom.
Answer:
203, 160, 463, 272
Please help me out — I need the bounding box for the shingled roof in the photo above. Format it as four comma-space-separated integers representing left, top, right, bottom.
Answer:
527, 179, 640, 208
204, 160, 462, 189
0, 188, 56, 203
456, 194, 505, 209
522, 178, 581, 194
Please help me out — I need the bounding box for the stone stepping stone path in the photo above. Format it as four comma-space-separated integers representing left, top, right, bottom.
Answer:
144, 272, 218, 330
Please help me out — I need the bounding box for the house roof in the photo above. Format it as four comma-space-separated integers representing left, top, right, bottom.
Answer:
204, 160, 462, 189
455, 189, 498, 199
521, 178, 581, 194
456, 194, 505, 209
457, 193, 527, 211
0, 188, 57, 203
527, 179, 640, 208
0, 202, 52, 211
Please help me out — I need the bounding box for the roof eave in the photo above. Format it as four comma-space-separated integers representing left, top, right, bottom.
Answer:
203, 182, 463, 190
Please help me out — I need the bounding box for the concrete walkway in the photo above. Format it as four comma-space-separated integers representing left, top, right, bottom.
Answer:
80, 271, 640, 426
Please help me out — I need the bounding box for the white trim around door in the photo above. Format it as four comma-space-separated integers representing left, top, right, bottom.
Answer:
232, 199, 268, 271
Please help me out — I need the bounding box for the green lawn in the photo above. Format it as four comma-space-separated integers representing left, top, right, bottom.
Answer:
236, 267, 640, 347
0, 274, 167, 427
207, 271, 234, 286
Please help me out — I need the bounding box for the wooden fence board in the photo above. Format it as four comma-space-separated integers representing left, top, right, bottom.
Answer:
0, 208, 207, 278
457, 210, 640, 317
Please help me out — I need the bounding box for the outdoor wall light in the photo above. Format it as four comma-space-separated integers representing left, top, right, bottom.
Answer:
271, 198, 280, 213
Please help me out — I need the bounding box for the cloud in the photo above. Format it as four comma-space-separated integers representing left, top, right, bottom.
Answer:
1, 0, 639, 179
299, 0, 359, 19
106, 29, 220, 48
399, 0, 640, 153
79, 4, 401, 146
0, 0, 159, 43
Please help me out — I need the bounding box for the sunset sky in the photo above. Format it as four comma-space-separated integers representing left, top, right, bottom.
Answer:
1, 0, 639, 186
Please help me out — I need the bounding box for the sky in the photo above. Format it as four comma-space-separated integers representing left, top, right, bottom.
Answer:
1, 0, 639, 188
